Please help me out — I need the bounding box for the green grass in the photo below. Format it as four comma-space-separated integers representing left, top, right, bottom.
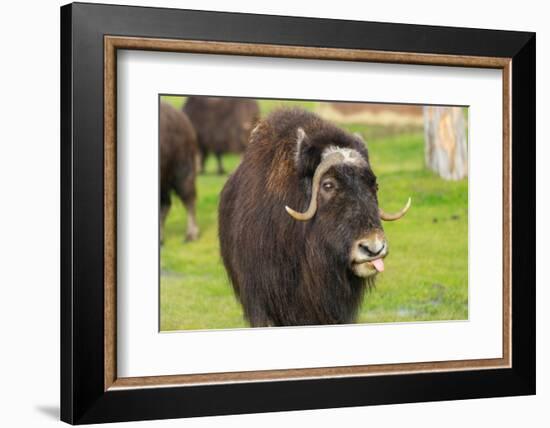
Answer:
160, 97, 468, 330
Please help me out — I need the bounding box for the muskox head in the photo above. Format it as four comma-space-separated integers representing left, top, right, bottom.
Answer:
285, 128, 411, 279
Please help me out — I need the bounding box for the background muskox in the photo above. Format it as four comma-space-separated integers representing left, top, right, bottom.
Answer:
219, 108, 409, 327
160, 102, 200, 243
183, 96, 260, 174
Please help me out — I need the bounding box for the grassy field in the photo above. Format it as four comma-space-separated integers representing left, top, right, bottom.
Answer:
160, 97, 468, 331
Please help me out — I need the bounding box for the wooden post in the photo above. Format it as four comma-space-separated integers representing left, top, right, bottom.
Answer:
423, 106, 468, 180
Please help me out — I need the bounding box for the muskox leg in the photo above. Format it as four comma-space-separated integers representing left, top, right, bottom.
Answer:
247, 310, 272, 328
242, 292, 272, 327
215, 153, 225, 175
173, 170, 199, 242
160, 190, 171, 245
198, 146, 208, 174
183, 199, 199, 242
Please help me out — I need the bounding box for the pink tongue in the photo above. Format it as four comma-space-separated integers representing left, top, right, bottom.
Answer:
371, 258, 385, 272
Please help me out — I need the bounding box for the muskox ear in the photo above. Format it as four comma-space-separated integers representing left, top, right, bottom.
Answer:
354, 132, 370, 161
354, 132, 366, 146
294, 127, 307, 163
355, 131, 370, 151
294, 127, 322, 177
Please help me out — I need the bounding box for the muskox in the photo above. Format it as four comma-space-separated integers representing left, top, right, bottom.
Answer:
160, 102, 200, 243
183, 96, 260, 174
219, 108, 410, 327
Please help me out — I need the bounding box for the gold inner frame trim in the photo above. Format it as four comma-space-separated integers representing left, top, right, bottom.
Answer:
104, 35, 512, 391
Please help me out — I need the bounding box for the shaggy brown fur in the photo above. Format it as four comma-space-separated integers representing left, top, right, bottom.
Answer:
183, 96, 260, 174
160, 102, 200, 242
219, 108, 383, 327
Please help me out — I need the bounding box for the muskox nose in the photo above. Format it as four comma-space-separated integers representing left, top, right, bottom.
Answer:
357, 236, 386, 257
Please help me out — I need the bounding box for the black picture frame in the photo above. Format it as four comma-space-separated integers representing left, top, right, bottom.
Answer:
61, 2, 535, 424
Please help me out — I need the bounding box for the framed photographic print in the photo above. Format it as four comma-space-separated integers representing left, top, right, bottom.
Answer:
60, 2, 535, 424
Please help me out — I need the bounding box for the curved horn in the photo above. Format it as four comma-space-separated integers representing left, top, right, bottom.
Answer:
379, 197, 412, 221
285, 153, 345, 221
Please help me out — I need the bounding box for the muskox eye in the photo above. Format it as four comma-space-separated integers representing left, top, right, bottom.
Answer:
322, 181, 335, 191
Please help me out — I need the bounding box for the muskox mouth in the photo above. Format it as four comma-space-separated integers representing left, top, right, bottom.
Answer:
351, 257, 385, 278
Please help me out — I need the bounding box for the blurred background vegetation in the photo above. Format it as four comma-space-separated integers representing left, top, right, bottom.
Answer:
160, 96, 468, 331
